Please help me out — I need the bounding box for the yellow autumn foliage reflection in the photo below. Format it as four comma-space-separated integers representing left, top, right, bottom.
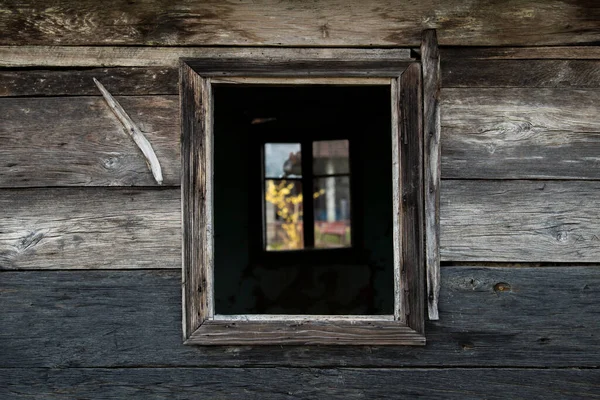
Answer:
265, 180, 324, 250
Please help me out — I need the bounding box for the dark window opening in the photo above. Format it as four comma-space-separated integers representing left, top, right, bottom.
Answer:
213, 85, 394, 315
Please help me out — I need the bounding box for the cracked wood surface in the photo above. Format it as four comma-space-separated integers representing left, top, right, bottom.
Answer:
1, 367, 598, 399
1, 182, 600, 270
2, 85, 599, 187
1, 267, 598, 367
1, 0, 598, 46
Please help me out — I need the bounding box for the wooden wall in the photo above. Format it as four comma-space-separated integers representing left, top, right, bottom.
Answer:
1, 1, 599, 398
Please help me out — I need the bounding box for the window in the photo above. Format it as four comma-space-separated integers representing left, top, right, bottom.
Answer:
263, 139, 352, 251
181, 56, 427, 345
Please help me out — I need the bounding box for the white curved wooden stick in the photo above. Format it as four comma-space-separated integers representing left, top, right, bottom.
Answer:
93, 78, 163, 185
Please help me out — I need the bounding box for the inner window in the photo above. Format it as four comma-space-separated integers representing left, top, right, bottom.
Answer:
264, 140, 351, 251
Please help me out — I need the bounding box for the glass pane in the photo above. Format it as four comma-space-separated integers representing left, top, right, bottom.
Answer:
313, 176, 351, 249
264, 143, 302, 178
264, 179, 304, 251
313, 140, 349, 176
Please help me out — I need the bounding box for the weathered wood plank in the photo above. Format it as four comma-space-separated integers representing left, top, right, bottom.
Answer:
0, 188, 180, 270
443, 59, 600, 88
0, 47, 412, 68
1, 180, 600, 269
0, 96, 180, 187
1, 0, 599, 46
398, 63, 425, 333
422, 30, 441, 320
3, 86, 600, 187
1, 368, 599, 399
0, 267, 598, 367
442, 87, 600, 179
189, 320, 425, 346
2, 59, 600, 98
4, 46, 600, 69
440, 46, 600, 60
180, 64, 212, 339
0, 67, 177, 97
441, 181, 600, 262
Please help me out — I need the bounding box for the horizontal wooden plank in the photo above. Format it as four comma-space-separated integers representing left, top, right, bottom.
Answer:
1, 180, 600, 268
0, 67, 177, 97
0, 188, 181, 270
1, 368, 599, 399
443, 60, 600, 88
0, 96, 180, 187
0, 47, 413, 68
440, 46, 600, 60
0, 267, 598, 367
441, 181, 600, 262
442, 87, 600, 179
3, 59, 600, 98
3, 86, 600, 186
2, 0, 599, 46
3, 46, 600, 69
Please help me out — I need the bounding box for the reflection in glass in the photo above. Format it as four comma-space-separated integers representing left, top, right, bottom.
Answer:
265, 179, 304, 251
264, 143, 302, 178
313, 140, 349, 176
314, 176, 351, 248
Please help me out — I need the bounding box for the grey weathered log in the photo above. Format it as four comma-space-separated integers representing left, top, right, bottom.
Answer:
440, 180, 600, 262
443, 59, 600, 88
0, 267, 598, 367
94, 78, 163, 185
4, 46, 600, 69
1, 0, 599, 46
0, 67, 177, 97
2, 181, 600, 270
0, 46, 412, 68
0, 188, 181, 270
442, 87, 600, 179
2, 60, 599, 98
421, 30, 441, 321
1, 368, 599, 399
0, 96, 180, 187
3, 85, 599, 187
440, 46, 600, 60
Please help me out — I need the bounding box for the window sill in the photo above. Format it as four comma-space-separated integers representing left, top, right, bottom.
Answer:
185, 315, 426, 346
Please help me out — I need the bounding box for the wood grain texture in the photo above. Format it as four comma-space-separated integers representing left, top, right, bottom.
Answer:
0, 188, 181, 270
1, 368, 599, 399
184, 58, 412, 77
441, 180, 600, 262
2, 180, 600, 269
2, 59, 599, 98
422, 30, 441, 321
442, 87, 600, 179
189, 320, 425, 346
3, 84, 600, 187
398, 63, 425, 334
0, 96, 180, 187
0, 47, 412, 68
1, 0, 599, 46
4, 46, 600, 70
440, 46, 600, 60
180, 64, 212, 339
0, 67, 177, 97
1, 267, 598, 367
443, 59, 600, 88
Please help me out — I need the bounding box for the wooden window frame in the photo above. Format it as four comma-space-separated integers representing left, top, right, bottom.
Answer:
180, 56, 425, 346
